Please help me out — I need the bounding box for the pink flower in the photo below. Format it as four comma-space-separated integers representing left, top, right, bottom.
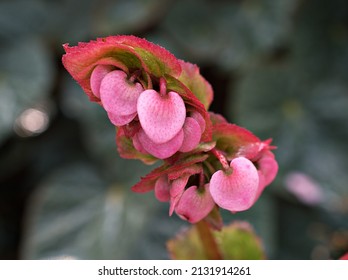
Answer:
209, 157, 260, 212
62, 36, 279, 225
175, 184, 215, 223
62, 35, 213, 162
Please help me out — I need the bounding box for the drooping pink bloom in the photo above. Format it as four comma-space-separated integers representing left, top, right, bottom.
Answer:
175, 184, 215, 223
62, 35, 279, 225
136, 128, 184, 159
137, 89, 186, 144
99, 70, 144, 126
209, 157, 260, 212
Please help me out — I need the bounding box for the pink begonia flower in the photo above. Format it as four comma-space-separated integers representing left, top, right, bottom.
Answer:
62, 35, 213, 163
175, 184, 215, 223
154, 175, 170, 202
210, 157, 260, 212
137, 89, 186, 144
62, 36, 279, 225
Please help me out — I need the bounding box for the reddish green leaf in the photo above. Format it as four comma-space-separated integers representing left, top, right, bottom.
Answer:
178, 60, 214, 110
116, 127, 157, 165
212, 122, 261, 160
167, 221, 265, 260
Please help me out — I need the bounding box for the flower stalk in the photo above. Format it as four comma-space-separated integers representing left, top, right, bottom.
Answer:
195, 220, 222, 260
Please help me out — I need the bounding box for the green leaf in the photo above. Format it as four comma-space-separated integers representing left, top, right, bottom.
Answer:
21, 162, 159, 259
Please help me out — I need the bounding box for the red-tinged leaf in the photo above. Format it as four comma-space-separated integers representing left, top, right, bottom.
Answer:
190, 141, 216, 154
62, 41, 142, 102
165, 74, 213, 142
212, 122, 262, 160
167, 221, 265, 260
178, 60, 214, 110
131, 153, 209, 193
167, 163, 202, 181
209, 112, 227, 125
116, 127, 157, 165
111, 35, 182, 78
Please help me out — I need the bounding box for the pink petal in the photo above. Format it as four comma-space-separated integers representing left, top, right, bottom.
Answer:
90, 64, 114, 98
175, 184, 215, 223
258, 151, 278, 187
100, 70, 143, 116
137, 90, 186, 144
190, 111, 206, 133
107, 111, 137, 126
284, 172, 323, 206
169, 175, 190, 216
154, 175, 170, 202
137, 128, 184, 159
179, 117, 202, 152
132, 132, 147, 154
210, 157, 259, 212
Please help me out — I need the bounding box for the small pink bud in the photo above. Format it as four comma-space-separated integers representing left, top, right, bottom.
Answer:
154, 175, 170, 202
179, 117, 202, 152
210, 157, 259, 212
136, 128, 184, 159
90, 65, 114, 98
137, 90, 186, 144
99, 70, 143, 121
175, 184, 215, 223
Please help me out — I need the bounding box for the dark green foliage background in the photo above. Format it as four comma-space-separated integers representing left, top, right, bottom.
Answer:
0, 0, 347, 259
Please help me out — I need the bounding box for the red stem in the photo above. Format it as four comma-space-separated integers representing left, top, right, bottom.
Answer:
211, 148, 230, 170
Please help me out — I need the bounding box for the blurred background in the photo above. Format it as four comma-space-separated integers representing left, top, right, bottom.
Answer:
0, 0, 347, 260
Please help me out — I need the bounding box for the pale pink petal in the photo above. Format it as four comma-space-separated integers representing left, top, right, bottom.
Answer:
90, 64, 114, 98
137, 90, 186, 144
258, 151, 278, 187
107, 111, 137, 126
179, 117, 202, 152
190, 111, 206, 133
255, 151, 279, 199
175, 184, 215, 223
284, 172, 323, 205
169, 175, 190, 215
137, 128, 184, 159
210, 157, 259, 212
154, 175, 170, 202
100, 70, 143, 116
132, 132, 147, 153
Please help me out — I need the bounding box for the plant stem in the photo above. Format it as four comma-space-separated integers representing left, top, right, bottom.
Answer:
195, 220, 223, 260
210, 148, 230, 170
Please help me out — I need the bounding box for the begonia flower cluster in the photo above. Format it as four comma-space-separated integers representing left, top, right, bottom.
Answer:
62, 35, 278, 225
